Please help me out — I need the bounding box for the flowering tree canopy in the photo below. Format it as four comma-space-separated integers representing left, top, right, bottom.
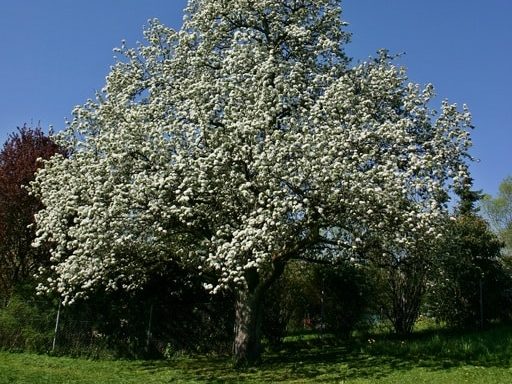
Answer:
31, 0, 472, 364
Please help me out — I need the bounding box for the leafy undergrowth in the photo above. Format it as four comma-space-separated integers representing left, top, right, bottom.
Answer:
2, 325, 512, 383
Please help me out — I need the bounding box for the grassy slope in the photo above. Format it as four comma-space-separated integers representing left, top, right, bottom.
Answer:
1, 325, 512, 383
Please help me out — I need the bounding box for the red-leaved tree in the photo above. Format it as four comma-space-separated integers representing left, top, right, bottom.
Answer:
0, 125, 62, 299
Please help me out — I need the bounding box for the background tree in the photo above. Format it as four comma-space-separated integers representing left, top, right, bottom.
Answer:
0, 125, 62, 301
261, 261, 373, 346
481, 176, 512, 256
261, 262, 311, 347
374, 179, 485, 336
371, 245, 431, 336
310, 262, 374, 337
427, 215, 509, 328
31, 0, 473, 365
427, 183, 511, 328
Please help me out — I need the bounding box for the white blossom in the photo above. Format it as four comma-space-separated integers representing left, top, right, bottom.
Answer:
30, 1, 472, 304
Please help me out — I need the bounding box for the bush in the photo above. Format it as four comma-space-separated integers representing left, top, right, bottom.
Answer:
427, 214, 512, 328
0, 291, 55, 352
47, 266, 236, 358
0, 264, 236, 358
371, 253, 430, 336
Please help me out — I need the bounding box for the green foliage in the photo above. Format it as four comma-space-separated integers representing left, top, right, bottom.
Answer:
427, 214, 511, 328
311, 263, 374, 337
50, 265, 235, 358
261, 263, 311, 346
0, 266, 234, 358
454, 176, 483, 216
481, 176, 512, 254
0, 289, 55, 352
262, 261, 374, 346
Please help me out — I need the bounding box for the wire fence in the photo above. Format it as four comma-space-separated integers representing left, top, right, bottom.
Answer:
0, 294, 235, 358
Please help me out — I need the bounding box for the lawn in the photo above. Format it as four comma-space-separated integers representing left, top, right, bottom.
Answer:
2, 325, 512, 383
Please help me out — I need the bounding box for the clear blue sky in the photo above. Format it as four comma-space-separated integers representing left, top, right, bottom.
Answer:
0, 0, 510, 196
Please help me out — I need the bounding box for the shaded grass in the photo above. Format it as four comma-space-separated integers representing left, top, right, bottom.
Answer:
2, 324, 512, 383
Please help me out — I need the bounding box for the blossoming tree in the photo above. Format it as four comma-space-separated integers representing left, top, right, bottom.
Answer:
31, 0, 473, 364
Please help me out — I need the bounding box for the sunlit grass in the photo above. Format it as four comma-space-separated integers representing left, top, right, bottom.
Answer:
2, 324, 512, 383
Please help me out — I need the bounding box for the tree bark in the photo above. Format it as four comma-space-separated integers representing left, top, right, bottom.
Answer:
232, 261, 285, 366
233, 286, 265, 366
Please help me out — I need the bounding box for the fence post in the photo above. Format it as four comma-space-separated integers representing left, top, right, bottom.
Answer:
479, 277, 484, 329
146, 303, 154, 351
52, 300, 61, 352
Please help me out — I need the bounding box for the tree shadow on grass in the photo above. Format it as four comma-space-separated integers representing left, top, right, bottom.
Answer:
259, 325, 512, 382
135, 325, 512, 383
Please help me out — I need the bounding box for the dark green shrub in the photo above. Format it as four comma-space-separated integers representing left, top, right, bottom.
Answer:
0, 291, 55, 352
427, 214, 512, 328
47, 264, 235, 358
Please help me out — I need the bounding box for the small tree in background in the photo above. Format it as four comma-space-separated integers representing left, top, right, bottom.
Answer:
372, 247, 431, 336
428, 215, 509, 328
0, 125, 62, 301
427, 182, 511, 328
481, 176, 512, 256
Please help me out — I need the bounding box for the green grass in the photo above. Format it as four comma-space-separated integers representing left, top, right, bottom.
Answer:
2, 325, 512, 383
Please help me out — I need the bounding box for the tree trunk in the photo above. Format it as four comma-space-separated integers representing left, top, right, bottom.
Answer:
232, 261, 285, 366
233, 286, 265, 366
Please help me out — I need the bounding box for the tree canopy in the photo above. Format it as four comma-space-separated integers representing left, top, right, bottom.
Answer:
31, 0, 473, 364
0, 126, 62, 298
481, 176, 512, 254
